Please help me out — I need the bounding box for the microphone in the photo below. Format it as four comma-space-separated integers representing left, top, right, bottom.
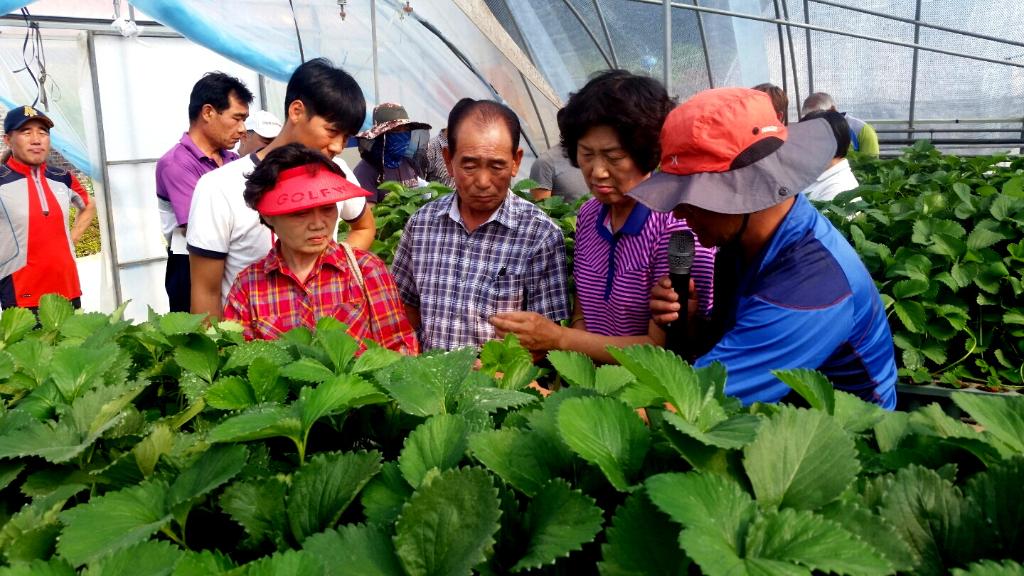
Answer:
665, 231, 695, 359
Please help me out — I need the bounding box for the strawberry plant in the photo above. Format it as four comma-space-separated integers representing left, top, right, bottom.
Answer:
1, 299, 1023, 574
823, 142, 1024, 391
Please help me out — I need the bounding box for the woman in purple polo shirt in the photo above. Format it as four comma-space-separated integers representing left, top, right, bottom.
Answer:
491, 70, 714, 363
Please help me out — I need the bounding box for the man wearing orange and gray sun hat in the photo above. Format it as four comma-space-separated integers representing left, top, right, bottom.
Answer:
639, 87, 896, 409
0, 105, 96, 312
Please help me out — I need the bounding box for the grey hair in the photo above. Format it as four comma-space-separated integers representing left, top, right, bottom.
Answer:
800, 92, 836, 119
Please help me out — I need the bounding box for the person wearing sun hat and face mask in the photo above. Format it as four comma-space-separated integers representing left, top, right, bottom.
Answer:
223, 143, 418, 354
353, 102, 431, 206
637, 87, 896, 409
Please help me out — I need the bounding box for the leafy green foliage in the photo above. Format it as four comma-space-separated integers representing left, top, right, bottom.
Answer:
823, 145, 1024, 389
0, 308, 1021, 573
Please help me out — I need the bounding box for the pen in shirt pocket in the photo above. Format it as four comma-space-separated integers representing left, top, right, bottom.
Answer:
498, 266, 507, 277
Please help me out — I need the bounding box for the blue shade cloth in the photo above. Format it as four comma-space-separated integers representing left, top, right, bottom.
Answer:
0, 94, 98, 179
0, 1, 36, 16
127, 0, 300, 81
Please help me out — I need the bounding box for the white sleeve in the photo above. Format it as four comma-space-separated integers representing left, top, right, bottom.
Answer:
334, 157, 359, 186
186, 171, 233, 257
338, 196, 367, 222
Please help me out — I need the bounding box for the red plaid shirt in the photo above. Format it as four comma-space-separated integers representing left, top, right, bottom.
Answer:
224, 241, 418, 354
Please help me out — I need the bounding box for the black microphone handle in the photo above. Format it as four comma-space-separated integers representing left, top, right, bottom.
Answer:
666, 272, 690, 358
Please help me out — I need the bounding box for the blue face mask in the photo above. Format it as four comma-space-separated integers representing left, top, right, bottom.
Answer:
382, 131, 411, 169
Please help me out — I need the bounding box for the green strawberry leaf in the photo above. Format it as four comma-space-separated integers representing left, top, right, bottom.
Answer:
511, 479, 603, 572
287, 451, 382, 543
219, 478, 288, 550
399, 414, 469, 488
303, 524, 403, 576
952, 393, 1024, 455
598, 491, 690, 575
468, 428, 554, 496
772, 369, 835, 414
83, 539, 182, 576
393, 467, 500, 576
57, 481, 172, 567
557, 396, 650, 491
204, 377, 257, 411
743, 406, 860, 510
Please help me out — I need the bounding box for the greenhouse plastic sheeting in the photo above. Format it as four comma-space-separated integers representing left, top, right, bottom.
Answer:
482, 0, 1024, 151
0, 30, 95, 176
128, 0, 561, 157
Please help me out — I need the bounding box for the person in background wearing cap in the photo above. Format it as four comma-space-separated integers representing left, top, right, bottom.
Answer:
490, 70, 714, 364
801, 92, 879, 157
156, 72, 252, 312
0, 105, 95, 311
353, 102, 431, 206
188, 58, 376, 322
237, 109, 282, 157
638, 87, 896, 408
391, 98, 570, 351
223, 143, 417, 353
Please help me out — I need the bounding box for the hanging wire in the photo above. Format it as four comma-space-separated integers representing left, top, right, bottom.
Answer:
11, 8, 53, 111
287, 0, 306, 62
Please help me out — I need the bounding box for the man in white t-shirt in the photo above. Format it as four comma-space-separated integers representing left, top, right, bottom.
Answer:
187, 58, 376, 320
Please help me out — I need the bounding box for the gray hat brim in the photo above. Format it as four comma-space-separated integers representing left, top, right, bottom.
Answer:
628, 117, 836, 215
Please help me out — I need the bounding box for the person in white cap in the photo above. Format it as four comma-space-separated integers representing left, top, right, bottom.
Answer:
237, 109, 282, 157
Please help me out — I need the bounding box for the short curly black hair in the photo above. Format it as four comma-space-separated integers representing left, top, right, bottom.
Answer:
243, 143, 342, 212
558, 70, 675, 175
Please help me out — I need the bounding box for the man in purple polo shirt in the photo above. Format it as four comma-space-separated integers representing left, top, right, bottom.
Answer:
156, 72, 253, 311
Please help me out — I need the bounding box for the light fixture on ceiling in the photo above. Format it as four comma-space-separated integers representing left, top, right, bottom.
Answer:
338, 0, 348, 21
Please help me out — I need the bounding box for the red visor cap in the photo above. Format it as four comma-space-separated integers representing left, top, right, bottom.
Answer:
659, 88, 787, 176
255, 164, 371, 216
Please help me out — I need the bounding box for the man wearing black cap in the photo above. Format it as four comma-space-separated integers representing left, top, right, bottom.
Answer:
0, 105, 95, 311
636, 88, 896, 409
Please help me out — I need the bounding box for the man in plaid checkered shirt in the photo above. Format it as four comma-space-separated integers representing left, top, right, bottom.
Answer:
391, 99, 571, 351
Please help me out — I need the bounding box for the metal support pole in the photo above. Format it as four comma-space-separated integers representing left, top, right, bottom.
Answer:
808, 0, 1024, 49
626, 0, 1024, 69
591, 0, 619, 68
370, 0, 380, 103
520, 72, 551, 149
803, 0, 813, 93
693, 0, 714, 88
771, 0, 788, 95
907, 0, 923, 141
257, 74, 268, 112
85, 31, 122, 306
781, 0, 800, 116
663, 0, 672, 90
559, 0, 614, 68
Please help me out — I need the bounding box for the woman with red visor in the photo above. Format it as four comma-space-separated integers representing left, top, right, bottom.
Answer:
223, 143, 418, 354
